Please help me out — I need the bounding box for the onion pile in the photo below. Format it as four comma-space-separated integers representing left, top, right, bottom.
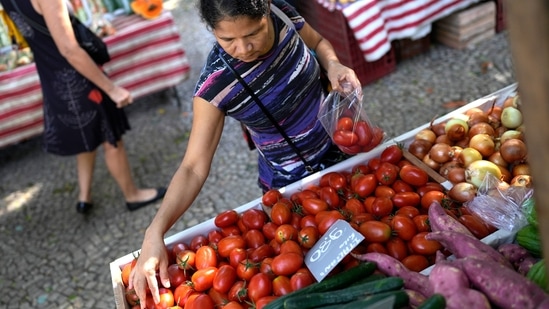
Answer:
407, 94, 531, 203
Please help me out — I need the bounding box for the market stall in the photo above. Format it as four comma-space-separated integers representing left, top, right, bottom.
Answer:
0, 11, 190, 149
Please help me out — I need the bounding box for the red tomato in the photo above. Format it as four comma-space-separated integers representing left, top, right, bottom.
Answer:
229, 247, 247, 269
352, 163, 370, 175
300, 215, 317, 228
395, 205, 420, 219
271, 252, 304, 276
416, 182, 445, 197
208, 229, 224, 244
344, 198, 365, 217
319, 186, 341, 208
220, 225, 241, 237
302, 198, 329, 215
156, 288, 175, 309
248, 273, 273, 303
272, 275, 293, 296
260, 257, 275, 279
270, 202, 292, 225
374, 185, 396, 198
392, 191, 421, 208
333, 130, 358, 147
215, 210, 240, 228
171, 242, 190, 261
413, 214, 431, 232
371, 196, 394, 218
358, 221, 392, 243
250, 244, 275, 263
392, 179, 414, 193
352, 212, 375, 225
385, 236, 409, 261
410, 232, 442, 255
176, 250, 196, 272
260, 223, 277, 241
298, 226, 320, 249
217, 235, 246, 258
280, 240, 303, 255
355, 120, 373, 146
337, 116, 354, 131
275, 224, 298, 243
213, 264, 237, 294
262, 189, 283, 207
236, 259, 259, 281
173, 283, 195, 306
352, 174, 378, 198
399, 165, 429, 187
228, 280, 248, 303
191, 267, 218, 292
291, 189, 318, 205
255, 296, 279, 309
401, 254, 430, 272
167, 263, 188, 288
185, 293, 215, 309
121, 258, 137, 287
222, 301, 244, 309
365, 242, 388, 254
380, 144, 403, 165
317, 210, 345, 235
195, 245, 217, 270
326, 172, 348, 190
290, 271, 316, 291
241, 209, 268, 230
368, 157, 382, 171
190, 235, 209, 251
458, 214, 491, 239
420, 191, 447, 210
375, 162, 399, 186
391, 215, 418, 241
244, 229, 266, 249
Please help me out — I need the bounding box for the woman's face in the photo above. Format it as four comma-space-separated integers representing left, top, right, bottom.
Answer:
213, 14, 274, 62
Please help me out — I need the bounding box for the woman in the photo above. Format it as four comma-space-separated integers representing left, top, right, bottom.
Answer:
0, 0, 166, 213
129, 0, 361, 306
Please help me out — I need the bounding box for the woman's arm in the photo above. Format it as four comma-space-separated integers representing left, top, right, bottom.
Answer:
35, 0, 131, 106
298, 22, 361, 92
130, 97, 226, 307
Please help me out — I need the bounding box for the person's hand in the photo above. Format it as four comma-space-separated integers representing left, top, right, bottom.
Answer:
107, 85, 133, 108
129, 233, 171, 308
326, 61, 362, 95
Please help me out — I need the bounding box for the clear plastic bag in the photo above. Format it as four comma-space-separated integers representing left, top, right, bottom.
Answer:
464, 173, 533, 232
317, 88, 385, 155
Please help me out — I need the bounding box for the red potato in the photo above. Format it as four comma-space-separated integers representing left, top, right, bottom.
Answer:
427, 200, 474, 237
352, 252, 431, 297
428, 261, 490, 309
455, 257, 549, 309
425, 230, 513, 269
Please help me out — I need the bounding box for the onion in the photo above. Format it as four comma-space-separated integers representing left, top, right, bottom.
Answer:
500, 130, 524, 144
415, 129, 437, 144
489, 105, 503, 121
448, 182, 477, 203
448, 167, 466, 184
512, 163, 530, 176
501, 106, 523, 129
439, 161, 462, 179
498, 165, 512, 183
445, 118, 469, 141
468, 122, 495, 138
487, 151, 508, 167
510, 175, 533, 188
423, 153, 441, 170
430, 143, 454, 164
458, 147, 483, 167
465, 160, 503, 188
454, 136, 470, 148
469, 133, 495, 157
467, 113, 490, 127
451, 146, 463, 161
500, 138, 527, 164
465, 107, 485, 117
435, 134, 452, 145
408, 139, 432, 159
431, 122, 447, 136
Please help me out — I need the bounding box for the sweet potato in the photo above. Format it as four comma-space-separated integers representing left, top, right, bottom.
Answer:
405, 289, 426, 307
498, 243, 536, 273
428, 200, 474, 237
426, 230, 513, 269
455, 257, 549, 309
352, 252, 431, 297
428, 261, 490, 309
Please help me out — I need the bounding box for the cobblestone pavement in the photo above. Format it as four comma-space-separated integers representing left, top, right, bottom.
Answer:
0, 1, 515, 308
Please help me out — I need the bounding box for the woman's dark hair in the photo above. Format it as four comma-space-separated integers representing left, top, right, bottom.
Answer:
199, 0, 269, 29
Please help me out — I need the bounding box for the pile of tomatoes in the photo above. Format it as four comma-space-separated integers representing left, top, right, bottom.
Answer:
331, 116, 385, 155
120, 144, 496, 309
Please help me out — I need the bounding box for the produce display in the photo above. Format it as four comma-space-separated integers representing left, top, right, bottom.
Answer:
111, 83, 546, 309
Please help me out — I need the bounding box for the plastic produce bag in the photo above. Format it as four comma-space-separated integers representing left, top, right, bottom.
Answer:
465, 173, 533, 232
317, 88, 384, 155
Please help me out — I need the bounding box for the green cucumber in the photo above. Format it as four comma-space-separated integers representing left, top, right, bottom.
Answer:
527, 259, 548, 292
417, 293, 446, 309
263, 262, 376, 309
283, 277, 404, 309
517, 224, 542, 257
339, 290, 409, 309
522, 197, 538, 228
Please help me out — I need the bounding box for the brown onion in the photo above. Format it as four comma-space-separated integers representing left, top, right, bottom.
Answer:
448, 167, 466, 184
431, 122, 447, 136
454, 136, 470, 148
465, 107, 486, 117
510, 175, 533, 188
439, 161, 462, 179
415, 129, 437, 144
445, 118, 469, 141
467, 113, 490, 127
512, 163, 530, 176
500, 130, 524, 144
498, 165, 512, 183
500, 138, 527, 164
458, 147, 483, 168
430, 143, 454, 164
469, 133, 495, 157
423, 154, 441, 171
488, 105, 503, 121
448, 182, 477, 203
408, 139, 432, 159
487, 151, 508, 167
435, 134, 452, 145
451, 146, 463, 161
468, 122, 495, 139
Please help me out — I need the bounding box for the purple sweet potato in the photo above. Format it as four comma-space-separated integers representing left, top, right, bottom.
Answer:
426, 230, 513, 269
498, 243, 536, 273
454, 257, 549, 309
428, 261, 490, 309
405, 289, 427, 307
428, 200, 474, 237
352, 252, 432, 297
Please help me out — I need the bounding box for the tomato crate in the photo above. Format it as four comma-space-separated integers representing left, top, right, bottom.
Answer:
391, 35, 431, 63
296, 0, 396, 86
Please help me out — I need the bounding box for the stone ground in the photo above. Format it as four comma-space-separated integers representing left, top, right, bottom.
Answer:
0, 1, 515, 308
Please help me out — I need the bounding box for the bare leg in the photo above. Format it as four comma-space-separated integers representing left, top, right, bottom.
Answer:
76, 150, 97, 203
103, 140, 157, 203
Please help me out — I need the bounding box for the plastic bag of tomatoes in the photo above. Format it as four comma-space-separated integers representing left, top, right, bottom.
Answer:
318, 87, 385, 155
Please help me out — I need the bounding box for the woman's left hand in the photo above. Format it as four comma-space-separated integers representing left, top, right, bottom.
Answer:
326, 61, 362, 95
108, 85, 133, 108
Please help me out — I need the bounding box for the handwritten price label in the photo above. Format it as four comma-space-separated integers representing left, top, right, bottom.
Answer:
304, 219, 364, 282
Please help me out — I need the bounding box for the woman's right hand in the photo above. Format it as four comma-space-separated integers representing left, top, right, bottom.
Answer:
129, 232, 171, 308
107, 85, 133, 109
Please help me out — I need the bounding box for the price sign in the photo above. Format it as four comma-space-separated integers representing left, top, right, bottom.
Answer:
305, 219, 364, 282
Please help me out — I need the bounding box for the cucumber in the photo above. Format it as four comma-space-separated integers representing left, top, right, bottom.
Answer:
283, 277, 404, 309
263, 262, 376, 309
517, 224, 542, 257
339, 290, 409, 309
417, 293, 446, 309
527, 259, 548, 292
522, 197, 538, 228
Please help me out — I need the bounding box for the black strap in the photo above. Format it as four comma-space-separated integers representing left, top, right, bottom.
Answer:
216, 49, 316, 173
